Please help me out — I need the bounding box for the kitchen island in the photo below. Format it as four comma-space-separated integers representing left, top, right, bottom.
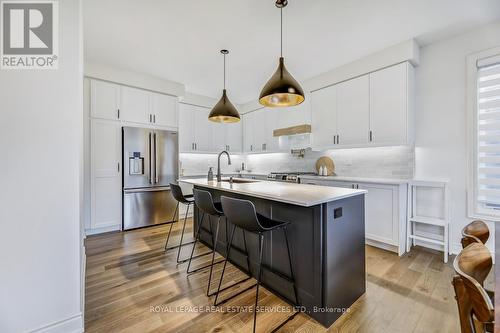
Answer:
179, 178, 367, 327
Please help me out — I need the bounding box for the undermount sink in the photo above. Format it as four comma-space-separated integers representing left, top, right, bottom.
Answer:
220, 178, 258, 184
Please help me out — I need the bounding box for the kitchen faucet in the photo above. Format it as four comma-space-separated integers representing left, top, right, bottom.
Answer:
217, 150, 231, 182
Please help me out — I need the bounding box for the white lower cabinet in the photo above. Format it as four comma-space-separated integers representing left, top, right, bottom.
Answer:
300, 178, 407, 255
90, 119, 122, 231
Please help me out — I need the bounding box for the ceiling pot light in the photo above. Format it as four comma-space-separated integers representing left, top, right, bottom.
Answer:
209, 49, 240, 123
259, 0, 304, 107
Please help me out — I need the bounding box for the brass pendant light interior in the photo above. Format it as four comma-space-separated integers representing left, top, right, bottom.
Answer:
259, 0, 304, 107
208, 49, 240, 123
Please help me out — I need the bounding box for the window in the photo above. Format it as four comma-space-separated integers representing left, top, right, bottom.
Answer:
468, 49, 500, 221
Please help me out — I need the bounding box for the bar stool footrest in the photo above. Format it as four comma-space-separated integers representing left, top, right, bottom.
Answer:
208, 275, 253, 297
187, 258, 225, 274
165, 240, 196, 251
180, 250, 214, 264
214, 282, 257, 306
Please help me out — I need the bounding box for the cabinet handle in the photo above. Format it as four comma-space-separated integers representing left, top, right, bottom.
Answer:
192, 143, 194, 150
337, 134, 339, 144
262, 143, 266, 151
149, 114, 152, 123
369, 130, 372, 142
333, 135, 336, 145
117, 109, 120, 119
195, 143, 197, 150
251, 144, 253, 151
153, 114, 156, 123
117, 162, 120, 172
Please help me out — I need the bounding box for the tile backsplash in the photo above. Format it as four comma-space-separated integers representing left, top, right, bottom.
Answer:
180, 146, 414, 179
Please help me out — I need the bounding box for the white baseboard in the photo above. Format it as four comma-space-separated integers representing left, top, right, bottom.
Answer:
366, 238, 398, 254
29, 313, 83, 333
85, 224, 121, 235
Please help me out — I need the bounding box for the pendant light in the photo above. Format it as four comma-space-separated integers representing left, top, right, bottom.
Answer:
208, 49, 241, 123
259, 0, 304, 107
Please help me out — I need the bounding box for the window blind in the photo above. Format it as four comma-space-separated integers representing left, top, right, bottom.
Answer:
477, 61, 500, 215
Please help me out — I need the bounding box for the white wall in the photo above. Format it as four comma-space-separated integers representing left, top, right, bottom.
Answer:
0, 0, 84, 332
415, 21, 500, 255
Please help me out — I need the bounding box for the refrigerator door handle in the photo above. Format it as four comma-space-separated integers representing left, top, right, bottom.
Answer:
154, 132, 159, 183
149, 132, 153, 184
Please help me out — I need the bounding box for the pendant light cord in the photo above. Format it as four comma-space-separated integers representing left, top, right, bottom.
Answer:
223, 53, 226, 89
280, 7, 283, 57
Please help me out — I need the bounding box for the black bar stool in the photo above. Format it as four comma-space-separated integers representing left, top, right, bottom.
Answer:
188, 189, 253, 297
164, 183, 197, 263
216, 196, 299, 333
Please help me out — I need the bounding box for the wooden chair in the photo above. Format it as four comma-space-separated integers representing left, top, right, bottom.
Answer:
461, 220, 489, 248
452, 242, 494, 333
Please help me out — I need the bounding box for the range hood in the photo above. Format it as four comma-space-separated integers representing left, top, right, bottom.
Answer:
273, 124, 312, 151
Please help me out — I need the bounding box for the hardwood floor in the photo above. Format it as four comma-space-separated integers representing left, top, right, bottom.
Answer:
85, 219, 462, 333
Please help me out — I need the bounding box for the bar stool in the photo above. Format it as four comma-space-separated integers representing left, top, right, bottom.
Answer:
164, 183, 197, 263
188, 189, 253, 297
216, 196, 299, 333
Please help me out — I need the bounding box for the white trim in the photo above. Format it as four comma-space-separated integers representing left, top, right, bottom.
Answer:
29, 313, 83, 333
466, 46, 500, 222
85, 224, 121, 236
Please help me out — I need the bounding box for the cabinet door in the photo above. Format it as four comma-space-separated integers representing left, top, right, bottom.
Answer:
252, 110, 265, 152
178, 103, 195, 152
120, 86, 150, 124
226, 121, 242, 153
336, 75, 370, 146
265, 108, 279, 152
243, 113, 254, 152
369, 63, 407, 145
311, 85, 337, 147
193, 107, 212, 151
91, 119, 121, 229
359, 183, 398, 246
151, 93, 178, 128
91, 80, 120, 120
212, 122, 226, 152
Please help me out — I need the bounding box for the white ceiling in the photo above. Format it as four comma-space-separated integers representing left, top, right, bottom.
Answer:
84, 0, 500, 104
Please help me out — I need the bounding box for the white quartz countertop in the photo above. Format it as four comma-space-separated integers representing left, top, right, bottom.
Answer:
178, 178, 366, 207
298, 175, 410, 185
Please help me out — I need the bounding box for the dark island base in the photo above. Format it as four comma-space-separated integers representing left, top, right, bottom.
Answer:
193, 186, 366, 327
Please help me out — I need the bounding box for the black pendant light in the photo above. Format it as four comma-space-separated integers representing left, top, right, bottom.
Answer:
208, 49, 241, 123
259, 0, 304, 107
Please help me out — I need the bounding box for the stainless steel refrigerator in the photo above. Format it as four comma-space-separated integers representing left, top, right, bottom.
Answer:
122, 126, 179, 230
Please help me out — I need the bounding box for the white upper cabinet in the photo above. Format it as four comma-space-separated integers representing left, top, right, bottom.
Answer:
91, 80, 120, 121
369, 62, 411, 145
90, 79, 178, 127
242, 108, 281, 153
265, 108, 280, 152
193, 107, 212, 152
225, 121, 242, 153
212, 122, 226, 152
310, 62, 414, 150
311, 85, 337, 147
243, 112, 255, 153
178, 103, 195, 152
151, 93, 177, 128
120, 86, 150, 124
336, 74, 370, 146
179, 103, 242, 153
